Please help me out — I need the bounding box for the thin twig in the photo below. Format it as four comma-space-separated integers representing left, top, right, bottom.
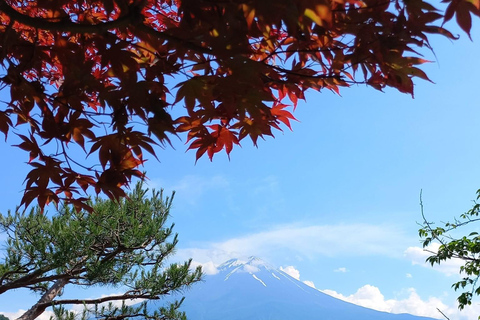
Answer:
436, 308, 450, 320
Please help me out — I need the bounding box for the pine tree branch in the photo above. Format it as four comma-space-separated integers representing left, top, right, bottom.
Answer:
17, 278, 69, 320
0, 266, 56, 294
1, 256, 91, 294
1, 183, 200, 320
35, 292, 168, 309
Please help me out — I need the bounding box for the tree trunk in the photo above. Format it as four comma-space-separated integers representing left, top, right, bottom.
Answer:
16, 278, 68, 320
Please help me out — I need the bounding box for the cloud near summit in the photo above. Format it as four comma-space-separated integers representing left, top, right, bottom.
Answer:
176, 222, 412, 270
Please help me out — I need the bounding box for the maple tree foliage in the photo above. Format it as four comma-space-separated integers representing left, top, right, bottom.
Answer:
0, 0, 477, 210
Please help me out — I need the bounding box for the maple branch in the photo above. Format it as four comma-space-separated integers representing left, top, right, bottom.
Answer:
330, 0, 393, 12
269, 64, 344, 80
134, 23, 213, 55
60, 141, 98, 173
261, 45, 350, 64
0, 0, 141, 34
0, 0, 215, 56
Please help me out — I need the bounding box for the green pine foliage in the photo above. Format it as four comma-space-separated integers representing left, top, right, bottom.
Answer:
0, 182, 202, 320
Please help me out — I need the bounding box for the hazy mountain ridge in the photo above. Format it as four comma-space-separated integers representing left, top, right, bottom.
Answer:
162, 257, 439, 320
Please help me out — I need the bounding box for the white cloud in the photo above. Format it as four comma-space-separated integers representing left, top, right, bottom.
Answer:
174, 248, 242, 268
279, 265, 316, 289
188, 258, 262, 276
404, 244, 464, 276
334, 267, 348, 273
280, 266, 300, 280
190, 260, 219, 275
406, 273, 412, 278
323, 285, 391, 312
176, 223, 411, 265
2, 295, 145, 320
322, 285, 480, 320
1, 310, 54, 320
322, 286, 447, 318
215, 223, 408, 258
243, 264, 261, 273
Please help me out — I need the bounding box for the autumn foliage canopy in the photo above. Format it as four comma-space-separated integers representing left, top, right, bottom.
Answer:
0, 0, 477, 210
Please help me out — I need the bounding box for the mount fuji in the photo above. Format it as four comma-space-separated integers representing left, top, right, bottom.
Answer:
169, 256, 437, 320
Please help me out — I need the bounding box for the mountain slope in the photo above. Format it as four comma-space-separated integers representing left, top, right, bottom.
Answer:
171, 257, 437, 320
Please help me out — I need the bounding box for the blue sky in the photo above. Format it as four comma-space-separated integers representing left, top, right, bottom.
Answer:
1, 22, 480, 320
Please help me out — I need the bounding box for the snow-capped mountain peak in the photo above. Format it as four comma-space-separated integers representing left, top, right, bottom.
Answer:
217, 258, 246, 270
218, 256, 270, 270
216, 256, 288, 286
158, 257, 437, 320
